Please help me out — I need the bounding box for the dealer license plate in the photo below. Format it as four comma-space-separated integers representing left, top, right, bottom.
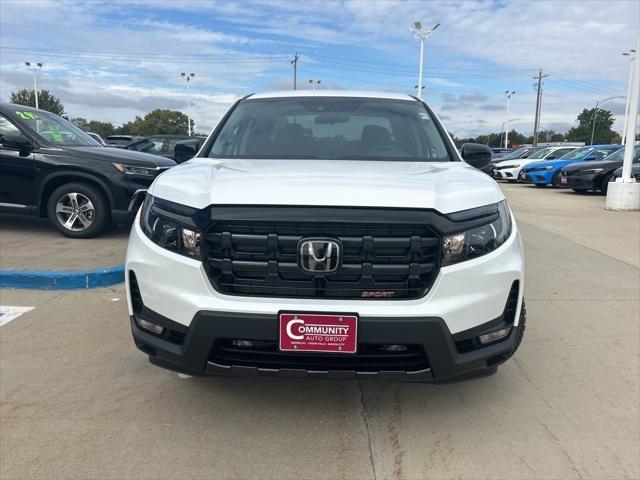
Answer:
279, 313, 358, 353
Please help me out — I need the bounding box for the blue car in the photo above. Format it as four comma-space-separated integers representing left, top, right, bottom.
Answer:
522, 144, 622, 187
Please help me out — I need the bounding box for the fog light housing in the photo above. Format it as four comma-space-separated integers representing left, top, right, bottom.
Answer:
232, 340, 254, 348
136, 317, 165, 335
478, 327, 512, 344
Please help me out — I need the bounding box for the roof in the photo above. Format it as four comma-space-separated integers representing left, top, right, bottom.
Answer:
248, 90, 416, 101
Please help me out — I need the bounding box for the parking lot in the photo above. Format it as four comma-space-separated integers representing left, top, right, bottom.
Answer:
1, 184, 639, 480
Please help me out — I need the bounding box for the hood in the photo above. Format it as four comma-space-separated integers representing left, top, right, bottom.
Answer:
149, 158, 504, 214
524, 159, 572, 170
44, 146, 176, 167
562, 159, 622, 174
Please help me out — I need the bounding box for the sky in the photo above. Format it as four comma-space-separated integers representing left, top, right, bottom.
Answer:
0, 0, 638, 138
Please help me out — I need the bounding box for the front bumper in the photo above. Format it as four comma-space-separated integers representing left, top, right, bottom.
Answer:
126, 210, 524, 381
130, 300, 521, 382
493, 166, 521, 181
558, 173, 598, 189
523, 169, 555, 185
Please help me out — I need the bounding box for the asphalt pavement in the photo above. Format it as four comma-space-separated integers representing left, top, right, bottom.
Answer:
1, 184, 639, 480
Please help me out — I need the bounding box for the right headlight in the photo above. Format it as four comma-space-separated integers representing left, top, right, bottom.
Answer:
442, 201, 512, 266
139, 195, 201, 259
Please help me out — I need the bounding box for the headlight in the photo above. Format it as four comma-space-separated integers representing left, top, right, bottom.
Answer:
442, 201, 512, 266
579, 168, 604, 174
139, 195, 201, 259
534, 166, 555, 171
113, 162, 157, 176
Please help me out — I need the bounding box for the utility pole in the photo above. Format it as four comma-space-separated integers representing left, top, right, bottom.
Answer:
291, 52, 299, 90
504, 90, 515, 149
181, 72, 195, 136
532, 70, 547, 147
410, 21, 440, 99
25, 62, 43, 109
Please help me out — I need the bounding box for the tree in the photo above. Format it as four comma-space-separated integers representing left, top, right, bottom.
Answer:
9, 89, 66, 116
122, 109, 190, 135
566, 108, 616, 145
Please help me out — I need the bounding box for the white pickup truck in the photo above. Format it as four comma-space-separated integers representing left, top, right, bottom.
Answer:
125, 90, 525, 383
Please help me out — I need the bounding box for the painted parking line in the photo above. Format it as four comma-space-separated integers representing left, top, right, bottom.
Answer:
0, 306, 35, 326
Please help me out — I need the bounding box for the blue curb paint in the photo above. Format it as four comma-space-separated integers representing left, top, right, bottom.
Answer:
0, 264, 125, 290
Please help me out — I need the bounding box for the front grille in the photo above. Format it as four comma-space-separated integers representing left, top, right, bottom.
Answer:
210, 340, 429, 372
203, 218, 440, 299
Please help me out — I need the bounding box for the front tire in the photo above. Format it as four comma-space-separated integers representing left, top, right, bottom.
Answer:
601, 174, 614, 195
46, 183, 109, 238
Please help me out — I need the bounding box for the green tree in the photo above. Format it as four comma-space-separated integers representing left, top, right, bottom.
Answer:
126, 109, 190, 136
566, 108, 616, 145
9, 89, 66, 116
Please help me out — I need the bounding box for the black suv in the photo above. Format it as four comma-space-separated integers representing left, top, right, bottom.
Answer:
0, 104, 175, 238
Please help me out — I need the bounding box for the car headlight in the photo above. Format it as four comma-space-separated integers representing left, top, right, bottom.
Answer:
113, 162, 157, 176
139, 195, 201, 259
579, 168, 604, 174
534, 166, 555, 171
442, 201, 512, 266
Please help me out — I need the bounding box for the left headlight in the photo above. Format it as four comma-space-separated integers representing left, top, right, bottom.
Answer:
139, 195, 201, 259
534, 165, 555, 171
113, 162, 157, 176
579, 168, 604, 175
442, 200, 512, 266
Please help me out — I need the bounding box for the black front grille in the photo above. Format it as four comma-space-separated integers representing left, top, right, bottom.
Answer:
210, 340, 429, 372
203, 218, 440, 299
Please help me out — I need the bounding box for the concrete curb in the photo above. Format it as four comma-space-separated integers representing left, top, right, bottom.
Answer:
0, 265, 125, 290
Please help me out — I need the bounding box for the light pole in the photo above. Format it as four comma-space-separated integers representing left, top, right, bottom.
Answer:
621, 49, 636, 144
410, 21, 440, 99
180, 72, 195, 136
308, 79, 321, 90
590, 96, 625, 145
25, 62, 43, 109
504, 90, 516, 148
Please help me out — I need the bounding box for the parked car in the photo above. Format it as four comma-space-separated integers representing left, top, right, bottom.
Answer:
106, 134, 145, 148
173, 138, 205, 163
124, 135, 204, 160
490, 147, 543, 165
611, 163, 640, 182
521, 144, 622, 187
87, 132, 107, 146
493, 146, 577, 182
559, 145, 640, 194
126, 91, 526, 383
491, 148, 512, 161
0, 103, 176, 237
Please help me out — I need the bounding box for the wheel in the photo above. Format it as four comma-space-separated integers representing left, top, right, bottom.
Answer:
551, 171, 562, 188
46, 182, 109, 238
505, 300, 526, 360
601, 174, 614, 195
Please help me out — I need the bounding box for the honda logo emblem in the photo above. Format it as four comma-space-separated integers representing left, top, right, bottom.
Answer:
298, 239, 342, 273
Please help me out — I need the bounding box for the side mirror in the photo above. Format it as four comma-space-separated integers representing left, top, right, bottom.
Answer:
461, 143, 492, 169
584, 155, 597, 161
174, 139, 199, 163
0, 134, 33, 153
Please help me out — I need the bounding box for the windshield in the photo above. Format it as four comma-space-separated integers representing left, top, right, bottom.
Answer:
526, 148, 553, 160
11, 109, 99, 147
557, 147, 594, 160
208, 97, 451, 161
602, 145, 640, 162
502, 147, 526, 159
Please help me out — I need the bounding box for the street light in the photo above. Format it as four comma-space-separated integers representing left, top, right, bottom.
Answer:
410, 21, 440, 99
180, 72, 195, 136
25, 61, 43, 109
621, 49, 636, 144
590, 95, 625, 145
504, 90, 516, 148
308, 79, 321, 90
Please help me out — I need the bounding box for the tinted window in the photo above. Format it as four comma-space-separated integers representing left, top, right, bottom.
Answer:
132, 138, 164, 153
602, 145, 640, 162
208, 97, 451, 161
10, 109, 97, 146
